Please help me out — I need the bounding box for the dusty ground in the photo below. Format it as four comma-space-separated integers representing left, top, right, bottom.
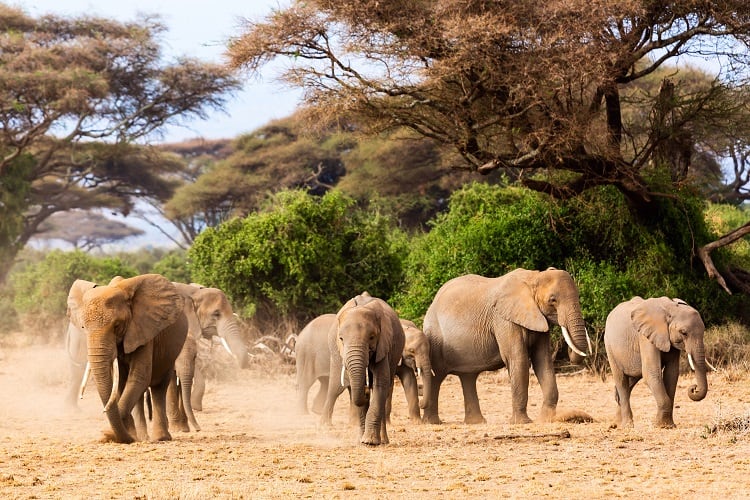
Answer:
1, 342, 749, 499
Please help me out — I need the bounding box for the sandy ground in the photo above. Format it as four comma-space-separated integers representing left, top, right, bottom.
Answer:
1, 342, 749, 499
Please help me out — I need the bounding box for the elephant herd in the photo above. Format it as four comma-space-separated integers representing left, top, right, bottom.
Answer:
64, 268, 710, 446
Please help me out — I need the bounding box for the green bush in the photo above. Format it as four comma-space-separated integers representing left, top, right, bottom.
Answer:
152, 249, 191, 283
188, 189, 408, 324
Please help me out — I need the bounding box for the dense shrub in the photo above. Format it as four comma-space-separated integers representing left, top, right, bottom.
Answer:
393, 182, 749, 335
151, 249, 191, 283
188, 189, 408, 324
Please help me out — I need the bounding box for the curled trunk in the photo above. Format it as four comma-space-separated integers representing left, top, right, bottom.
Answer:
415, 352, 433, 410
560, 307, 590, 358
687, 343, 708, 402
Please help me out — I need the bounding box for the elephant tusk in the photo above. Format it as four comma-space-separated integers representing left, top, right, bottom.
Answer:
176, 376, 181, 387
688, 353, 696, 371
398, 358, 402, 366
431, 369, 436, 377
366, 367, 370, 388
417, 367, 422, 378
103, 358, 119, 413
78, 361, 91, 399
562, 326, 587, 357
585, 328, 593, 353
218, 337, 235, 357
341, 366, 346, 388
706, 359, 718, 372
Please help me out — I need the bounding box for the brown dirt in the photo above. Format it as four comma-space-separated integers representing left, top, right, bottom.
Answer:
1, 343, 749, 499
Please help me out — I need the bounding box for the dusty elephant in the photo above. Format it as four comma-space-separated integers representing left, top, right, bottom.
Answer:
319, 293, 405, 445
295, 313, 338, 415
166, 283, 249, 432
604, 296, 708, 428
62, 320, 89, 409
67, 274, 188, 443
422, 268, 591, 425
386, 319, 433, 423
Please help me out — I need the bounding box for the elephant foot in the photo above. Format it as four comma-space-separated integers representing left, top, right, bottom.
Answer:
655, 418, 676, 429
537, 406, 557, 423
101, 430, 135, 444
170, 420, 190, 433
464, 413, 487, 425
153, 431, 173, 442
509, 413, 533, 425
422, 414, 441, 425
360, 431, 382, 446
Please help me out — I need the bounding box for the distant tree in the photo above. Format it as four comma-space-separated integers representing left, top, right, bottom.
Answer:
0, 5, 241, 284
228, 0, 750, 291
33, 210, 144, 251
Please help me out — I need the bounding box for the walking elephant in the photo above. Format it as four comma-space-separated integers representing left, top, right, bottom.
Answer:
319, 293, 405, 445
422, 268, 591, 425
604, 296, 708, 428
66, 274, 188, 443
386, 319, 433, 423
295, 313, 337, 415
166, 283, 249, 432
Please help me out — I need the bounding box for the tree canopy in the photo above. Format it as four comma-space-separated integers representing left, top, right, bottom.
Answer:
0, 4, 241, 283
228, 0, 750, 211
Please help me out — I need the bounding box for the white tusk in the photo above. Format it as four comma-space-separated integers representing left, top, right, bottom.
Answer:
431, 369, 436, 377
562, 326, 587, 357
585, 328, 593, 353
706, 359, 718, 372
397, 358, 402, 366
219, 337, 234, 356
366, 367, 370, 388
176, 376, 181, 387
417, 367, 422, 378
103, 358, 119, 413
688, 353, 696, 371
341, 366, 346, 388
78, 361, 91, 399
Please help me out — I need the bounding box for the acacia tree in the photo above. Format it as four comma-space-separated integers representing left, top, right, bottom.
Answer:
228, 0, 750, 290
0, 5, 241, 283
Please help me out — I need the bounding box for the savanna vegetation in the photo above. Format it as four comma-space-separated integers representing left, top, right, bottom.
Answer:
2, 1, 750, 373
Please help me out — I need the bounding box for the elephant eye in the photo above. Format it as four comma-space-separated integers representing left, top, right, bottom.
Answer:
548, 295, 557, 305
680, 329, 688, 337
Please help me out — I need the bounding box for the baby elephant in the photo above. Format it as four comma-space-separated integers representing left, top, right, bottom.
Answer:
604, 296, 708, 428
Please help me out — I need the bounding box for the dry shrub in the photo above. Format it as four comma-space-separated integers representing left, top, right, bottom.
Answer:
704, 321, 750, 369
704, 409, 750, 440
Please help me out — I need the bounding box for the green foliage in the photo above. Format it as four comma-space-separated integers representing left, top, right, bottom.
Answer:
151, 249, 191, 283
188, 189, 408, 322
9, 250, 137, 323
394, 182, 749, 331
704, 203, 750, 269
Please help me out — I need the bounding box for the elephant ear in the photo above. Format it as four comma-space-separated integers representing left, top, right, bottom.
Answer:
67, 279, 97, 329
371, 299, 402, 364
116, 274, 185, 354
494, 269, 549, 332
631, 298, 671, 352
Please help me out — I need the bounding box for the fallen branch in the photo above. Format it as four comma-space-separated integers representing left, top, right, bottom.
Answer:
492, 430, 571, 441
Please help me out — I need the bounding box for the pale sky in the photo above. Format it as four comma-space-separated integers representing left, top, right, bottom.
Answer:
17, 0, 300, 144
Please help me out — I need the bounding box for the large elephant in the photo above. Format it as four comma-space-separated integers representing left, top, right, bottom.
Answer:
166, 283, 249, 431
386, 319, 433, 423
604, 296, 708, 428
67, 274, 188, 443
320, 293, 405, 445
422, 268, 591, 425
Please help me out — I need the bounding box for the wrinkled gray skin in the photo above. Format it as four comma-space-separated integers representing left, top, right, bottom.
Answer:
319, 294, 405, 445
67, 274, 187, 443
604, 296, 708, 429
386, 319, 433, 423
296, 315, 430, 424
422, 268, 590, 425
166, 283, 249, 430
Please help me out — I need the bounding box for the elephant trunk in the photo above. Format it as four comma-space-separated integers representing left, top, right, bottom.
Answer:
218, 317, 249, 369
416, 352, 433, 410
345, 346, 369, 407
687, 343, 708, 402
560, 307, 590, 358
88, 334, 132, 443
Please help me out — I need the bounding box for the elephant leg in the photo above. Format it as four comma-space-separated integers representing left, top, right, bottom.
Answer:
610, 363, 637, 428
458, 372, 486, 424
191, 361, 206, 412
311, 377, 329, 415
320, 365, 346, 427
397, 367, 421, 422
361, 380, 387, 445
422, 370, 446, 424
167, 374, 189, 432
132, 391, 150, 441
646, 350, 679, 428
149, 375, 173, 441
504, 347, 532, 424
529, 333, 558, 423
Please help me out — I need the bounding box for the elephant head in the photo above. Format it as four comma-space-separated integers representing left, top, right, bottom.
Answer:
174, 283, 249, 369
497, 268, 591, 358
336, 293, 399, 407
631, 297, 708, 401
399, 319, 433, 410
67, 274, 185, 443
